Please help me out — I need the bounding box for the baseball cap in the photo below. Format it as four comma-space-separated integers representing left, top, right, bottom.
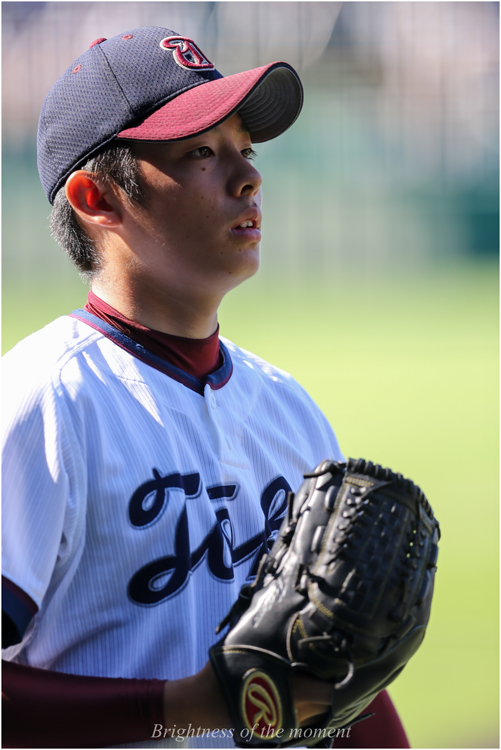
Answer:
37, 26, 303, 204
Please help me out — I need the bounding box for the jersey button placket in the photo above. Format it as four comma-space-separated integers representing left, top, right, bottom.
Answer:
205, 386, 236, 464
205, 385, 225, 458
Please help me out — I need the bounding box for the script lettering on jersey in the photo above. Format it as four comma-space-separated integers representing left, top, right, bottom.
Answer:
129, 469, 201, 527
127, 471, 291, 606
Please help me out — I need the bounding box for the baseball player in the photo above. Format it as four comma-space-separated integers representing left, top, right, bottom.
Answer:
2, 27, 410, 748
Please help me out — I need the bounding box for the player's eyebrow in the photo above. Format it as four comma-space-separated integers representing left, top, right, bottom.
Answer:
208, 120, 251, 136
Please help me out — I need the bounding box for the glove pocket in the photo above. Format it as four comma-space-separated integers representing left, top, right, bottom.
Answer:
287, 612, 356, 684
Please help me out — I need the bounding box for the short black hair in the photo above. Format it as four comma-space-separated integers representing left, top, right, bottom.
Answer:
50, 142, 145, 281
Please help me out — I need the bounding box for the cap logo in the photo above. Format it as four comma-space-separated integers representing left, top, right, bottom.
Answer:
160, 36, 214, 70
241, 671, 282, 739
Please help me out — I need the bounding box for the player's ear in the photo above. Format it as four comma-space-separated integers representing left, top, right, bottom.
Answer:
65, 170, 123, 228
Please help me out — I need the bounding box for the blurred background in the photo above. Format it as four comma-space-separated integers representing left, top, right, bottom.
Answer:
2, 2, 499, 747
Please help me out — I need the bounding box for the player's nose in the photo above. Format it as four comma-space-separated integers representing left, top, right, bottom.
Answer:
230, 159, 263, 199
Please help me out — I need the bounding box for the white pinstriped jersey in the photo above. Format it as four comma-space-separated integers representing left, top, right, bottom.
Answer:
2, 313, 344, 747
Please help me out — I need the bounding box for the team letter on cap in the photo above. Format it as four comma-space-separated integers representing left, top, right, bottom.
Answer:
160, 36, 214, 70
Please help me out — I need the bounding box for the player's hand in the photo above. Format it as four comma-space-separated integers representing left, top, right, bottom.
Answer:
162, 661, 231, 733
162, 662, 333, 735
291, 671, 333, 725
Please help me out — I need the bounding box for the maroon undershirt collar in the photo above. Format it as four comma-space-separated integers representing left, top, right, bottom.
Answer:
84, 290, 222, 381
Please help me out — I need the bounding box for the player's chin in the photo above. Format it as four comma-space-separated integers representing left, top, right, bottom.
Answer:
223, 246, 260, 287
239, 243, 260, 274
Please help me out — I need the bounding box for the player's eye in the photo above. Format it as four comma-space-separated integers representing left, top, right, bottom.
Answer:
242, 148, 258, 160
190, 146, 214, 158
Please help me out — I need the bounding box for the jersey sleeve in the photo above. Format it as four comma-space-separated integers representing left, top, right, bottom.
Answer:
2, 356, 86, 615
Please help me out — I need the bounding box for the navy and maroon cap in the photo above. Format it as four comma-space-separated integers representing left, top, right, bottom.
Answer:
37, 26, 303, 204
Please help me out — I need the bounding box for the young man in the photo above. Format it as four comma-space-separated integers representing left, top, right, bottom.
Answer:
2, 27, 409, 748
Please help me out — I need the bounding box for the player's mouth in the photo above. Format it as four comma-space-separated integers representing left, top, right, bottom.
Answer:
231, 209, 262, 242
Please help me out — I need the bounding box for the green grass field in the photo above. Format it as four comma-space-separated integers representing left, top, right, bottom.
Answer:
2, 262, 499, 748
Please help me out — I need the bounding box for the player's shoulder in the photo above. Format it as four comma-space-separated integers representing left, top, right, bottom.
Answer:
3, 314, 99, 365
223, 337, 299, 387
2, 315, 100, 398
222, 336, 343, 457
222, 336, 315, 405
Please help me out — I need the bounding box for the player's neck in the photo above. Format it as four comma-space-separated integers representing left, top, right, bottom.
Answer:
90, 277, 220, 339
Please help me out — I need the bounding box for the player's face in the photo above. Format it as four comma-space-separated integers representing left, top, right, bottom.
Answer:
124, 113, 263, 302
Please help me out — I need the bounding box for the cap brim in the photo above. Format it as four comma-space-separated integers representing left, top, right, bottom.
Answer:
116, 62, 303, 144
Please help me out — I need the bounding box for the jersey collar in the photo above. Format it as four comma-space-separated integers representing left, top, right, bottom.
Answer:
69, 309, 233, 395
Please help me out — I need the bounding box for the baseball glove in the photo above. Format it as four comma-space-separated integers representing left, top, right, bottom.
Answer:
209, 458, 440, 748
